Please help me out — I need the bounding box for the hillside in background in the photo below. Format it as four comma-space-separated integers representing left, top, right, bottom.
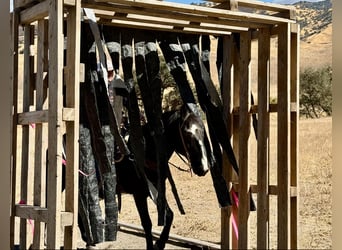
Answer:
294, 0, 332, 69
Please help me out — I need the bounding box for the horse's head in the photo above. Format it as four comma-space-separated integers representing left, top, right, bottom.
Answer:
178, 103, 211, 176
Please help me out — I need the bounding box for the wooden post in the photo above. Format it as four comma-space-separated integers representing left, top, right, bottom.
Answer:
257, 27, 271, 249
221, 34, 234, 250
277, 23, 291, 249
46, 0, 64, 248
20, 24, 35, 250
64, 1, 81, 249
290, 23, 300, 249
10, 10, 20, 249
238, 30, 251, 250
32, 19, 48, 250
232, 33, 240, 250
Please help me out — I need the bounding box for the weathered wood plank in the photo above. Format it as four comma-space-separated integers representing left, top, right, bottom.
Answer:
209, 0, 296, 19
84, 1, 266, 31
257, 26, 271, 250
17, 110, 49, 125
15, 205, 48, 222
64, 1, 81, 248
19, 24, 35, 250
19, 0, 49, 24
32, 19, 48, 250
118, 222, 221, 249
290, 23, 300, 249
10, 10, 20, 249
96, 12, 247, 34
231, 33, 240, 250
238, 30, 251, 250
221, 35, 234, 250
46, 0, 64, 248
277, 23, 291, 249
95, 0, 294, 25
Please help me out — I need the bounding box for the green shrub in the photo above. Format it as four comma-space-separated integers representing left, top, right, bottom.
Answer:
299, 65, 332, 118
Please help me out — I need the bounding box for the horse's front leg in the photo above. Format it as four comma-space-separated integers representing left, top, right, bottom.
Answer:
155, 202, 173, 250
133, 193, 154, 250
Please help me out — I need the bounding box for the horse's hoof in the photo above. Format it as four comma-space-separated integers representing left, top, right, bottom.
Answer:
153, 241, 165, 250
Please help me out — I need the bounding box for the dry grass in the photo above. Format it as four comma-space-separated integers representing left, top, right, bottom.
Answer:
110, 117, 332, 249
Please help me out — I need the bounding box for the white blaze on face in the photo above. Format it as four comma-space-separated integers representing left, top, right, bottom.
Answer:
185, 123, 209, 173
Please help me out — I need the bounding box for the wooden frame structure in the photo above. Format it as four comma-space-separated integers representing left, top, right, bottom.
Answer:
10, 0, 299, 249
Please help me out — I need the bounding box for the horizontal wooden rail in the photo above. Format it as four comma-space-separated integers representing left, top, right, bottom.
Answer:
15, 204, 74, 226
15, 204, 48, 223
118, 221, 221, 249
17, 110, 49, 125
232, 184, 297, 197
231, 102, 297, 115
17, 108, 75, 125
209, 0, 296, 19
95, 0, 295, 25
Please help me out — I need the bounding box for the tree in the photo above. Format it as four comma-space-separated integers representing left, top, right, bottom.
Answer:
299, 65, 332, 118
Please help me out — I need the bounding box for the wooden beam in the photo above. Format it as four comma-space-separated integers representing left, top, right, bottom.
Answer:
15, 205, 48, 222
10, 10, 20, 249
17, 110, 49, 125
96, 12, 247, 34
277, 23, 291, 250
118, 222, 221, 249
95, 0, 294, 25
238, 30, 251, 250
19, 24, 35, 250
221, 35, 234, 250
32, 20, 48, 250
20, 0, 49, 24
46, 0, 64, 248
290, 23, 300, 250
208, 0, 296, 19
64, 1, 81, 248
257, 26, 271, 250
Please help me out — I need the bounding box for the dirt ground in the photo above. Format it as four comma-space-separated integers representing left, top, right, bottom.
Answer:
74, 116, 332, 249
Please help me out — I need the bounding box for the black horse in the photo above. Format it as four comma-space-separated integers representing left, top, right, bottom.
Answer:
113, 103, 212, 250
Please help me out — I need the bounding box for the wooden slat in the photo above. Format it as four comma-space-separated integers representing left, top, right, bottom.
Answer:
64, 1, 81, 248
19, 24, 35, 250
46, 0, 64, 248
236, 184, 296, 197
32, 19, 48, 250
96, 12, 247, 34
15, 205, 74, 227
221, 35, 234, 250
277, 23, 291, 249
232, 102, 296, 115
95, 0, 294, 25
118, 222, 221, 249
290, 23, 300, 249
20, 0, 49, 24
17, 110, 49, 125
238, 30, 251, 250
17, 108, 76, 124
231, 33, 240, 250
15, 205, 48, 222
84, 1, 266, 32
257, 26, 271, 250
62, 108, 76, 121
209, 0, 296, 19
10, 10, 20, 249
